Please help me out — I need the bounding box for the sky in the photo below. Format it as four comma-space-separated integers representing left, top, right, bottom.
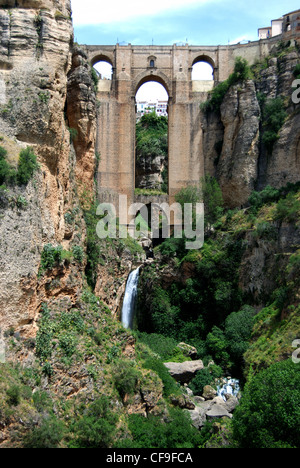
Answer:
71, 0, 300, 46
71, 0, 300, 100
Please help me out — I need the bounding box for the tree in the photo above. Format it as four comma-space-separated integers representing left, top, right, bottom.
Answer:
233, 359, 300, 448
0, 146, 17, 185
71, 396, 118, 448
23, 416, 65, 448
200, 176, 224, 227
17, 147, 39, 185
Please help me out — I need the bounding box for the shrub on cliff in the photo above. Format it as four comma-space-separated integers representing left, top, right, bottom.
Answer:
293, 63, 300, 79
0, 146, 17, 185
17, 147, 39, 185
261, 97, 287, 154
113, 360, 141, 400
274, 192, 300, 223
23, 416, 65, 449
116, 407, 202, 448
0, 145, 38, 186
70, 396, 118, 448
39, 244, 64, 272
200, 175, 224, 227
201, 57, 252, 113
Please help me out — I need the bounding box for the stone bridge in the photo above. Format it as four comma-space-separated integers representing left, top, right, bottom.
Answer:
82, 38, 278, 220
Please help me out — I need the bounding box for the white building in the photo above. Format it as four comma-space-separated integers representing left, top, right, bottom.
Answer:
258, 17, 283, 39
136, 99, 168, 118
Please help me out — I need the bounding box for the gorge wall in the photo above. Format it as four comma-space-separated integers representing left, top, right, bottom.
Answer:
203, 45, 300, 208
0, 0, 89, 336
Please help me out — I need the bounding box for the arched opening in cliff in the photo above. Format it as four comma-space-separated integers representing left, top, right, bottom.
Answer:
134, 202, 171, 252
135, 79, 169, 196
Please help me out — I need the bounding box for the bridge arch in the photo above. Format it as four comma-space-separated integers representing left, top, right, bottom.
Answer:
133, 71, 171, 99
192, 54, 215, 70
191, 55, 215, 80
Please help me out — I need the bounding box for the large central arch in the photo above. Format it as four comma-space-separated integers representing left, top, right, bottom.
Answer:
135, 78, 169, 194
134, 71, 172, 98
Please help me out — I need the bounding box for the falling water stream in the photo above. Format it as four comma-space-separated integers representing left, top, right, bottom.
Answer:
217, 378, 240, 401
121, 267, 141, 329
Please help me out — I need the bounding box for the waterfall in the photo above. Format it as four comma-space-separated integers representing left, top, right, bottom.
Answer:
217, 377, 240, 401
121, 267, 141, 329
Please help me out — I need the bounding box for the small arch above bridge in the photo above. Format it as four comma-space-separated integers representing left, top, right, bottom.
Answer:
192, 54, 216, 71
91, 54, 114, 68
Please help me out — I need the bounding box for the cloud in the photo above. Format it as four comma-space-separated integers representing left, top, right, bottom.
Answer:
71, 0, 214, 26
229, 34, 257, 45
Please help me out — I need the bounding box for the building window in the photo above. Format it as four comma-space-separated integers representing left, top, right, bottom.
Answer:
150, 60, 155, 68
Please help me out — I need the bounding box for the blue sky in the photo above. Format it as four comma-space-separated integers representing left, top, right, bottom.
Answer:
71, 0, 300, 46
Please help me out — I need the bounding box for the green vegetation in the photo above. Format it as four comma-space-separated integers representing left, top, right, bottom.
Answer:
260, 97, 287, 153
113, 360, 141, 400
233, 360, 300, 448
189, 365, 223, 396
23, 416, 65, 449
138, 182, 300, 388
134, 187, 167, 196
0, 146, 17, 185
0, 145, 38, 186
136, 333, 190, 362
201, 57, 252, 113
116, 408, 202, 449
293, 63, 300, 80
137, 234, 246, 372
67, 127, 78, 143
136, 111, 168, 193
248, 182, 300, 214
38, 243, 84, 276
200, 175, 224, 227
70, 396, 118, 448
90, 66, 99, 93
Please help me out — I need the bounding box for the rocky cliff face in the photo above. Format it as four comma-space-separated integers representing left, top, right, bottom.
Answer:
66, 46, 97, 202
0, 0, 88, 336
136, 153, 167, 191
203, 45, 300, 208
217, 80, 261, 207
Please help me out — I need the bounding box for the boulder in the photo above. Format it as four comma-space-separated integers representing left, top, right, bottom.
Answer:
170, 394, 195, 410
176, 342, 198, 360
187, 408, 206, 429
164, 360, 204, 384
202, 385, 217, 400
224, 394, 239, 413
206, 404, 232, 419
